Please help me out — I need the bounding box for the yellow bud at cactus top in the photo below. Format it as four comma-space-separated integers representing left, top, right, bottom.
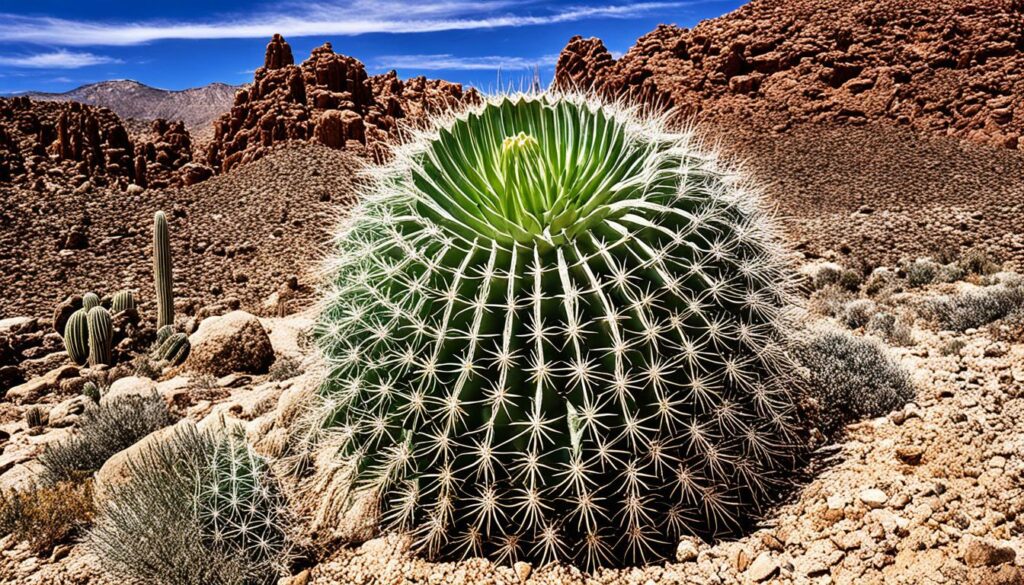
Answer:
498, 132, 550, 234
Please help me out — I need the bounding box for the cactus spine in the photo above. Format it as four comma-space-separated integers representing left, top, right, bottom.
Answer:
82, 292, 101, 312
87, 306, 113, 367
111, 290, 136, 314
63, 309, 90, 366
311, 94, 805, 568
154, 211, 174, 329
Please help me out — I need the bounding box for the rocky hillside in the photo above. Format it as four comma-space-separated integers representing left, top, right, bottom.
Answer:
24, 80, 240, 133
555, 0, 1024, 150
207, 34, 478, 172
0, 142, 359, 322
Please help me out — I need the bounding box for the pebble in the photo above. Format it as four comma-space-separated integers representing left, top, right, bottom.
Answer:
860, 489, 888, 509
676, 538, 700, 562
963, 539, 1016, 567
514, 561, 532, 582
747, 553, 779, 582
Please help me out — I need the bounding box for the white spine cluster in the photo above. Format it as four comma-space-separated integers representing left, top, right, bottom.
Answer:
311, 93, 805, 568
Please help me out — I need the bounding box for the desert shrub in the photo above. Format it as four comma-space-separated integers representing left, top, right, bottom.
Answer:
959, 248, 1000, 276
88, 424, 293, 585
800, 261, 843, 293
809, 285, 854, 317
936, 262, 966, 284
921, 283, 1024, 332
132, 352, 163, 380
793, 328, 915, 436
990, 309, 1024, 344
268, 356, 302, 381
863, 267, 899, 297
907, 258, 940, 287
308, 93, 807, 568
840, 298, 877, 329
838, 268, 864, 292
939, 338, 966, 357
865, 312, 914, 347
0, 480, 94, 554
40, 393, 174, 483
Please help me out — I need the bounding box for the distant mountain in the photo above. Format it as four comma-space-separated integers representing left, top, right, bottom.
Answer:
22, 79, 242, 132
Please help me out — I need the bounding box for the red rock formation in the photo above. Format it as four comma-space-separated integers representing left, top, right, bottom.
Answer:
554, 0, 1024, 150
207, 35, 479, 172
0, 97, 202, 190
264, 33, 294, 70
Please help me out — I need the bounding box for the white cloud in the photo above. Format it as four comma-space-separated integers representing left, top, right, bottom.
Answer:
377, 53, 558, 71
0, 49, 121, 69
0, 1, 690, 46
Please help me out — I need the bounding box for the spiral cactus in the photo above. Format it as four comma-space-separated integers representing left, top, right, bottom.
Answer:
196, 429, 291, 579
87, 306, 113, 367
111, 290, 136, 314
311, 93, 805, 567
63, 309, 90, 366
154, 211, 174, 329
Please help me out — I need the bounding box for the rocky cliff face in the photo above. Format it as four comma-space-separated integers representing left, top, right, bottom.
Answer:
0, 97, 198, 191
555, 0, 1024, 149
207, 35, 477, 172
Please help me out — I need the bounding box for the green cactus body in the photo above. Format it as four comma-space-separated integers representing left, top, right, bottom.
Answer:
25, 406, 44, 428
111, 290, 136, 314
82, 292, 101, 312
63, 309, 90, 366
312, 94, 805, 568
196, 429, 290, 574
153, 332, 190, 366
87, 306, 113, 367
155, 325, 174, 346
154, 211, 174, 329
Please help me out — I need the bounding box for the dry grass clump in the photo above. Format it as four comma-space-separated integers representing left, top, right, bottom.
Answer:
793, 327, 915, 436
841, 298, 878, 329
865, 311, 914, 347
88, 423, 295, 585
40, 393, 174, 483
0, 480, 95, 554
921, 281, 1024, 332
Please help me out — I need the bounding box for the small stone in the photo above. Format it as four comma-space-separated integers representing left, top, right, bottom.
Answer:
514, 561, 532, 581
733, 548, 751, 572
49, 544, 72, 562
964, 538, 1016, 567
897, 445, 925, 465
676, 537, 700, 562
278, 569, 310, 585
747, 552, 780, 582
860, 488, 888, 509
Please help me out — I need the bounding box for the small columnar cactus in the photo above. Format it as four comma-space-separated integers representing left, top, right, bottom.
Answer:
111, 290, 136, 314
311, 94, 805, 568
151, 332, 190, 366
25, 406, 44, 429
63, 309, 90, 366
83, 381, 101, 403
154, 211, 174, 329
82, 292, 101, 312
155, 324, 174, 346
87, 306, 113, 367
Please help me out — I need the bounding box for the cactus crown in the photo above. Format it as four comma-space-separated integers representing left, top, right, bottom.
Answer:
311, 93, 804, 568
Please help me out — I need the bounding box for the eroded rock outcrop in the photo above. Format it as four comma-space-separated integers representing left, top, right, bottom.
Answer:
207, 35, 478, 172
554, 0, 1024, 149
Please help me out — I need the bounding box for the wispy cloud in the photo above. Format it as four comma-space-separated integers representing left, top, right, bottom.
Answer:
0, 49, 121, 69
0, 1, 690, 46
377, 53, 558, 71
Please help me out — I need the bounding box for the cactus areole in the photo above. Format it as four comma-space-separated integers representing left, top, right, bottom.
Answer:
314, 94, 805, 568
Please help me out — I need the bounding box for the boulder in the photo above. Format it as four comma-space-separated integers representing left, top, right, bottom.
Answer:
94, 419, 192, 503
101, 376, 158, 406
5, 364, 78, 404
186, 310, 275, 377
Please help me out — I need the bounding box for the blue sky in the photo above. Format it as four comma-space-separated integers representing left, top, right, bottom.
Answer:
0, 0, 745, 94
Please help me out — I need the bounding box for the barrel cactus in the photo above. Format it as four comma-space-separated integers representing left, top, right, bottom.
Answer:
63, 309, 90, 366
83, 292, 101, 312
151, 332, 190, 366
87, 306, 113, 367
111, 290, 136, 314
310, 93, 805, 567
